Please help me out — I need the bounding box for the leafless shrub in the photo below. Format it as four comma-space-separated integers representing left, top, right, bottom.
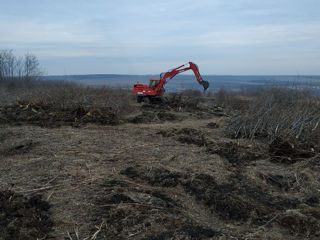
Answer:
215, 87, 250, 111
180, 89, 202, 96
227, 87, 320, 146
20, 81, 134, 116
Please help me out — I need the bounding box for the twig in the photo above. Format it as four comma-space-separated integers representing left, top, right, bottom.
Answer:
91, 221, 105, 240
47, 191, 54, 201
45, 175, 60, 185
16, 185, 56, 194
67, 231, 73, 240
128, 231, 141, 238
95, 202, 167, 210
74, 227, 80, 240
85, 163, 92, 180
294, 172, 300, 186
259, 214, 280, 229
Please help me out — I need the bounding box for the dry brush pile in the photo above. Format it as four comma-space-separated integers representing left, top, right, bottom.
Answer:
0, 80, 134, 126
224, 87, 320, 162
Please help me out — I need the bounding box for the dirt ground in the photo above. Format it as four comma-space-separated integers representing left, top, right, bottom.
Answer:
0, 97, 319, 239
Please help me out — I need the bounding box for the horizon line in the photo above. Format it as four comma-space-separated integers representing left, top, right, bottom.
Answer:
44, 73, 320, 77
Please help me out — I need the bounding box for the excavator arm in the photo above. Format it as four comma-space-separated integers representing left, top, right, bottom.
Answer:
155, 62, 209, 93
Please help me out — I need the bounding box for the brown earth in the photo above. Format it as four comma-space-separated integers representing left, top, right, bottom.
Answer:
0, 190, 52, 240
0, 97, 319, 239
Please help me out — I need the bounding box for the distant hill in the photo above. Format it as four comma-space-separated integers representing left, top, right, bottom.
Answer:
43, 74, 320, 92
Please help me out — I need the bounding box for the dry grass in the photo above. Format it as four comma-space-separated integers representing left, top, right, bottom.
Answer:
222, 87, 320, 147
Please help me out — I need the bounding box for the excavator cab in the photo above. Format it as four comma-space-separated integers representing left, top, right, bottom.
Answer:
149, 79, 161, 88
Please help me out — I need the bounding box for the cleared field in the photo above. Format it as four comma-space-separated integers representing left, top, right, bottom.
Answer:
0, 90, 319, 239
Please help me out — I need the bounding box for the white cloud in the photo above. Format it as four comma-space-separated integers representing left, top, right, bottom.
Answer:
0, 19, 100, 44
198, 23, 320, 47
0, 0, 319, 74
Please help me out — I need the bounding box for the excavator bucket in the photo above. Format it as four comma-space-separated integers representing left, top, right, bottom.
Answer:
200, 80, 209, 91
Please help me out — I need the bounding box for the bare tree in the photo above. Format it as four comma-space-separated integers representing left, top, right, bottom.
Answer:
14, 56, 24, 80
0, 52, 3, 81
0, 50, 42, 84
24, 53, 41, 81
0, 50, 15, 81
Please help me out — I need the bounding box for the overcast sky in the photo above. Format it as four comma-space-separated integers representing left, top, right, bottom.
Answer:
1, 0, 319, 75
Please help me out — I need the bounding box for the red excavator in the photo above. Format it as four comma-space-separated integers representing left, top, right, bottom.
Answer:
133, 62, 209, 103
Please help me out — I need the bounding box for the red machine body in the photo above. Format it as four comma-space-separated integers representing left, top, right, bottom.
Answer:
133, 62, 209, 102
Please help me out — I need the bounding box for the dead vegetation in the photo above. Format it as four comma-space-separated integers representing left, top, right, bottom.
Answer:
0, 81, 320, 239
215, 87, 320, 168
0, 80, 134, 127
158, 127, 265, 165
0, 190, 53, 240
86, 177, 219, 239
227, 88, 320, 145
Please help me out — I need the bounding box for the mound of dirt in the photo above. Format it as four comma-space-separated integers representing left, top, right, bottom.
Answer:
121, 165, 302, 227
258, 172, 296, 191
120, 165, 314, 237
140, 103, 171, 111
164, 94, 225, 114
182, 173, 301, 223
206, 141, 265, 164
183, 174, 259, 221
158, 128, 265, 164
165, 94, 200, 111
0, 101, 119, 127
121, 165, 182, 187
0, 190, 53, 240
269, 139, 315, 164
206, 122, 219, 129
158, 128, 208, 146
86, 178, 219, 239
277, 208, 320, 236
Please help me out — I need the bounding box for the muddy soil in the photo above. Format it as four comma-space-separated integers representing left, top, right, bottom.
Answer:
0, 190, 53, 240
